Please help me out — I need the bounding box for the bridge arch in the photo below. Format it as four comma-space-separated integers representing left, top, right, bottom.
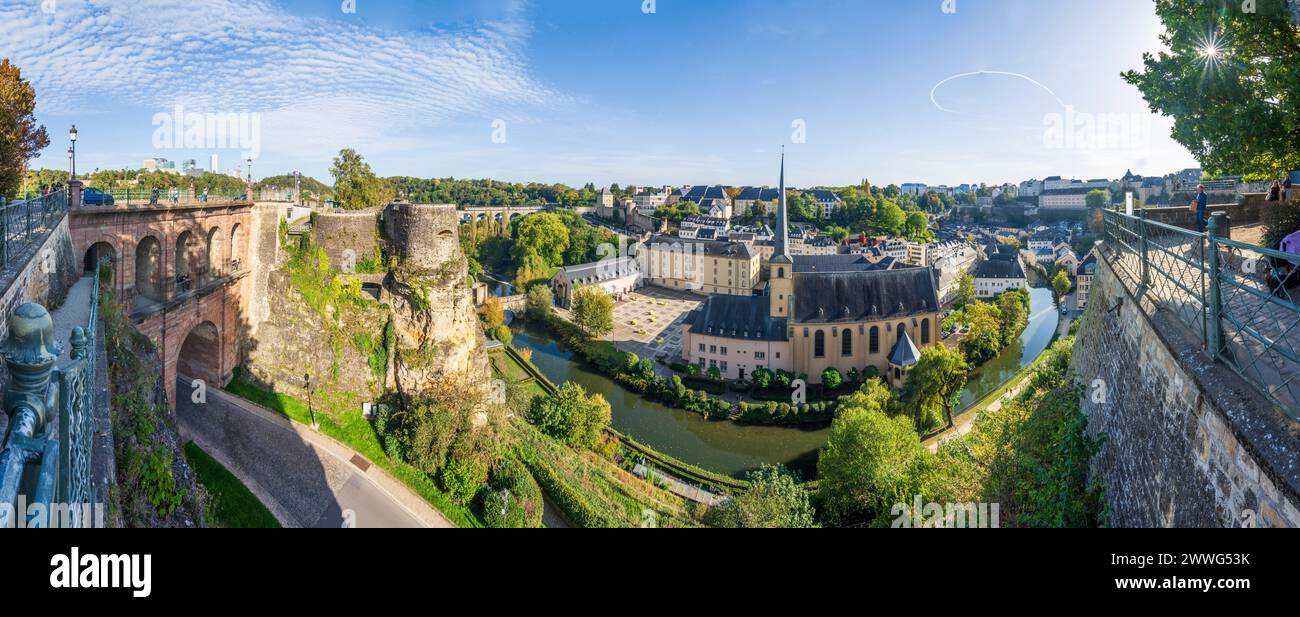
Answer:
83, 241, 116, 274
174, 230, 201, 294
134, 236, 163, 303
206, 227, 225, 279
177, 320, 223, 389
229, 223, 243, 270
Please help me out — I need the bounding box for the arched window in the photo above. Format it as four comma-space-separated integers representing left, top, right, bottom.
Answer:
898, 322, 908, 344
921, 319, 931, 345
814, 331, 825, 358
778, 267, 785, 279
842, 329, 853, 356
869, 326, 880, 354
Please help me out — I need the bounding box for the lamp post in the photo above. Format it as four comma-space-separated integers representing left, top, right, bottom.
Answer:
293, 170, 301, 206
246, 158, 253, 185
304, 372, 317, 429
67, 147, 73, 182
69, 125, 77, 180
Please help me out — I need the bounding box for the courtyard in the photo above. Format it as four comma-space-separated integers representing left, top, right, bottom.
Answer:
606, 286, 703, 368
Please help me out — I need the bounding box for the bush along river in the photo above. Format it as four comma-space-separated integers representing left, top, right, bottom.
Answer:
511, 286, 1059, 479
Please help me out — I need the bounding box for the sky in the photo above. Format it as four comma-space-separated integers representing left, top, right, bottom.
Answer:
0, 0, 1201, 189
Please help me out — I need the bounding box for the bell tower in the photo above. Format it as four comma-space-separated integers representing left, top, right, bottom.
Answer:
769, 151, 793, 319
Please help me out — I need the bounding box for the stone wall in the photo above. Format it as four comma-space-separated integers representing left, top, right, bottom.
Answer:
0, 213, 79, 341
382, 203, 461, 270
313, 209, 380, 271
1142, 193, 1281, 236
1072, 248, 1300, 527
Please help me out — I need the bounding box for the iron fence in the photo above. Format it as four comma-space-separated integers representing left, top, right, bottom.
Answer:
100, 187, 247, 206
0, 190, 67, 269
1102, 208, 1300, 420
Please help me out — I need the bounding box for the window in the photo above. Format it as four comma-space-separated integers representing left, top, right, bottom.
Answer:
921, 319, 931, 345
842, 329, 853, 356
721, 347, 728, 356
755, 352, 766, 360
814, 331, 825, 358
803, 328, 809, 338
699, 343, 705, 353
869, 326, 880, 354
720, 362, 728, 372
778, 267, 785, 279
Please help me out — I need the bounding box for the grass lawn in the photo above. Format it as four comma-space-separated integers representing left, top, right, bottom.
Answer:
183, 442, 281, 528
224, 369, 483, 528
489, 349, 550, 399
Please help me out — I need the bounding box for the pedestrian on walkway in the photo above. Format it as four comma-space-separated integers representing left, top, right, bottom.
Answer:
1193, 184, 1208, 233
1269, 180, 1282, 202
1285, 174, 1293, 203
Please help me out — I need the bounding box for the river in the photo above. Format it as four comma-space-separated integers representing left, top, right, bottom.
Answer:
511, 286, 1059, 479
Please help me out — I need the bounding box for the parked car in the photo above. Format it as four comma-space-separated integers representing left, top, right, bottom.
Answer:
81, 187, 115, 206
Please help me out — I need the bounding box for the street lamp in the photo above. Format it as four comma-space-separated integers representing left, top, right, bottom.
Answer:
69, 125, 77, 180
293, 170, 301, 206
67, 147, 73, 182
304, 372, 317, 428
247, 157, 253, 185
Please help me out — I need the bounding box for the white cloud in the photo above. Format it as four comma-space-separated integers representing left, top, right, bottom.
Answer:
0, 0, 559, 156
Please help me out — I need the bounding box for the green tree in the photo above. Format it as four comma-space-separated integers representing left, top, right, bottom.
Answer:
525, 284, 553, 320
996, 288, 1030, 346
481, 296, 505, 330
704, 465, 817, 528
514, 251, 551, 292
329, 149, 389, 209
1085, 189, 1109, 210
816, 396, 931, 527
900, 346, 970, 431
903, 211, 931, 242
821, 367, 843, 390
572, 286, 614, 338
961, 302, 1004, 365
0, 59, 50, 199
752, 367, 773, 389
514, 213, 571, 267
527, 382, 611, 449
1122, 0, 1300, 178
955, 272, 977, 307
873, 200, 907, 235
1052, 270, 1073, 303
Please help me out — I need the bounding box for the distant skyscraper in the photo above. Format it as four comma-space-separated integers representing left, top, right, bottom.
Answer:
211, 153, 219, 173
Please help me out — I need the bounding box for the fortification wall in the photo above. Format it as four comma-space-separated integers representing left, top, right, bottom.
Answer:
1072, 249, 1300, 527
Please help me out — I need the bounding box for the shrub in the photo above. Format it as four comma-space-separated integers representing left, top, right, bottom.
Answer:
752, 367, 774, 389
493, 324, 513, 346
440, 458, 488, 505
480, 458, 544, 528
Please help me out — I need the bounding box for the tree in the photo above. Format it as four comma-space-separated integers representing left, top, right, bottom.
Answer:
873, 200, 906, 235
1085, 189, 1109, 210
481, 296, 505, 330
481, 458, 544, 528
1052, 270, 1073, 303
903, 211, 931, 243
955, 272, 977, 307
1122, 1, 1300, 178
816, 397, 930, 526
704, 465, 817, 528
961, 302, 1004, 364
821, 367, 843, 390
514, 251, 551, 291
996, 288, 1030, 346
900, 346, 970, 431
514, 213, 571, 267
0, 59, 50, 200
752, 368, 773, 389
572, 286, 614, 338
329, 149, 389, 209
526, 284, 553, 320
527, 382, 611, 449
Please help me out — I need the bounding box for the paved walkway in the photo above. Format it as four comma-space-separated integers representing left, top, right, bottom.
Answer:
49, 274, 94, 369
177, 381, 452, 528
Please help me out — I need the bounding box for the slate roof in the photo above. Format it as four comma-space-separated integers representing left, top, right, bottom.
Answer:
688, 295, 789, 341
976, 258, 1025, 280
736, 187, 783, 202
648, 235, 755, 258
790, 269, 939, 324
804, 189, 842, 203
558, 257, 639, 286
681, 185, 730, 203
793, 254, 877, 273
889, 330, 921, 367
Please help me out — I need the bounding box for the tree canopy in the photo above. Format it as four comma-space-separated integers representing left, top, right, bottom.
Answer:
1122, 0, 1300, 178
330, 148, 390, 209
0, 59, 50, 199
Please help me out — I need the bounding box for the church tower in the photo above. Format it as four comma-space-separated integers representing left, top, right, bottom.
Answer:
769, 151, 793, 319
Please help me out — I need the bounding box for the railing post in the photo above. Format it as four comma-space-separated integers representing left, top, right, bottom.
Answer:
1138, 208, 1151, 287
1206, 213, 1227, 358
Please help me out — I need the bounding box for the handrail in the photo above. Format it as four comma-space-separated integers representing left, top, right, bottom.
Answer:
1101, 208, 1300, 420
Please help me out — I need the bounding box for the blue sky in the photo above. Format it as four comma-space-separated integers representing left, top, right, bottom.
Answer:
0, 0, 1198, 188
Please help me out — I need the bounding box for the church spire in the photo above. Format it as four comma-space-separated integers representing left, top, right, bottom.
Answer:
772, 148, 792, 265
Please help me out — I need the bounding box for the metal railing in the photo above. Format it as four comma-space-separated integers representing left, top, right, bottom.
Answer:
1102, 208, 1300, 420
100, 187, 247, 206
0, 259, 104, 527
0, 190, 67, 269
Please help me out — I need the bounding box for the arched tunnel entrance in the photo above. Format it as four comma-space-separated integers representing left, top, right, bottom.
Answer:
177, 321, 223, 388
83, 242, 115, 274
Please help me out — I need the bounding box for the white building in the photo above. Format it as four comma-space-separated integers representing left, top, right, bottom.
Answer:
901, 183, 928, 196
975, 258, 1028, 299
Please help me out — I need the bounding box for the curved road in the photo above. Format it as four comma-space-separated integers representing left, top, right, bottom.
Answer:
177, 382, 450, 528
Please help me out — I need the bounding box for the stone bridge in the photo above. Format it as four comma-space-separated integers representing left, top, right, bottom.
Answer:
458, 206, 542, 225
69, 193, 253, 408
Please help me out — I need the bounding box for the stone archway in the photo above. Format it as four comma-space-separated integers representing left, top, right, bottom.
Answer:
175, 230, 200, 294
134, 236, 163, 305
83, 241, 115, 274
206, 227, 224, 280
177, 320, 222, 389
229, 223, 242, 271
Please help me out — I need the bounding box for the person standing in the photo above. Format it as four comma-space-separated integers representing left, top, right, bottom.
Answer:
1285, 174, 1293, 203
1195, 184, 1209, 233
1269, 180, 1282, 202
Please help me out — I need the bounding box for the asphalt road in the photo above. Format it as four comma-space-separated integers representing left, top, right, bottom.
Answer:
177, 382, 431, 528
